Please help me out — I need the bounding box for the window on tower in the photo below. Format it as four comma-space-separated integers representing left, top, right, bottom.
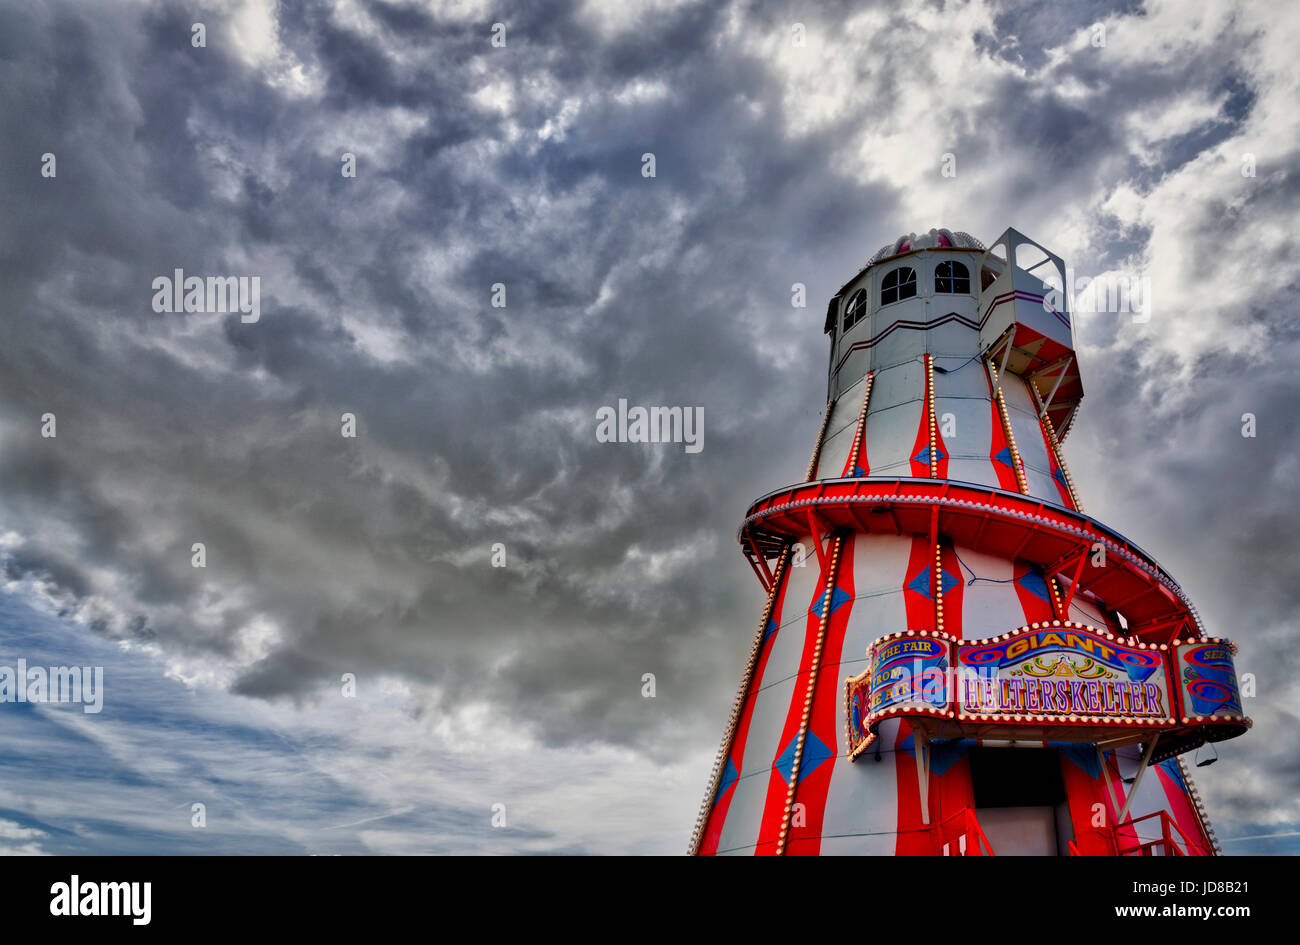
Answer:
881, 266, 917, 306
935, 260, 971, 294
842, 288, 868, 332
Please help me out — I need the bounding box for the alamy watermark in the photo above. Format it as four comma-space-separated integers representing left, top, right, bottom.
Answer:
0, 659, 104, 713
1044, 268, 1150, 323
151, 269, 260, 323
50, 875, 150, 925
595, 399, 704, 453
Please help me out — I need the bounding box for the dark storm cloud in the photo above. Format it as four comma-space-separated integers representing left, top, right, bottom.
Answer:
1, 0, 882, 763
1, 0, 1298, 851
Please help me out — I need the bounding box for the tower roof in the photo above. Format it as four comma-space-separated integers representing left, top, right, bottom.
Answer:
866, 228, 985, 265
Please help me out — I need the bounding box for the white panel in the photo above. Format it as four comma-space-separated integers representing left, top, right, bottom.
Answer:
723, 675, 794, 815
927, 319, 978, 356
839, 311, 871, 345
815, 425, 856, 481
825, 373, 870, 442
868, 359, 923, 414
946, 458, 998, 489
713, 843, 752, 856
1064, 593, 1113, 630
1001, 377, 1053, 473
760, 599, 817, 701
934, 397, 991, 460
863, 401, 922, 474
767, 535, 823, 641
815, 373, 870, 479
952, 545, 1026, 638
932, 357, 991, 398
866, 461, 912, 481
712, 764, 770, 854
837, 587, 909, 681
736, 670, 798, 775
1023, 466, 1059, 503
838, 533, 912, 677
819, 724, 903, 845
871, 313, 929, 373
1000, 387, 1057, 503
1000, 372, 1038, 413
976, 807, 1059, 855
1006, 408, 1051, 471
833, 348, 871, 401
851, 533, 915, 596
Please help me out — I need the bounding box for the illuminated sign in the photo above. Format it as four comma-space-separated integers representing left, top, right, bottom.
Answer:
957, 625, 1170, 722
868, 636, 950, 715
845, 623, 1249, 760
1175, 641, 1243, 721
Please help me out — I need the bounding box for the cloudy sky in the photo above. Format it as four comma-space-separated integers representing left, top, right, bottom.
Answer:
0, 0, 1297, 855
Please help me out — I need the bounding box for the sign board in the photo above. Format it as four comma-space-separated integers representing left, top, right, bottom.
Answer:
1174, 641, 1243, 720
846, 623, 1248, 760
957, 626, 1170, 722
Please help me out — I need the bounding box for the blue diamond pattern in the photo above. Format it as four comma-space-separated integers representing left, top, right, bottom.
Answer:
774, 736, 799, 783
994, 446, 1014, 467
774, 731, 832, 785
797, 732, 833, 782
913, 444, 947, 466
1016, 569, 1051, 603
908, 565, 960, 599
811, 585, 851, 618
928, 739, 976, 776
898, 735, 975, 775
1051, 742, 1102, 778
715, 757, 739, 802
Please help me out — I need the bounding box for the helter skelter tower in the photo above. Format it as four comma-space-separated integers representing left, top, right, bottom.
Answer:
690, 227, 1249, 856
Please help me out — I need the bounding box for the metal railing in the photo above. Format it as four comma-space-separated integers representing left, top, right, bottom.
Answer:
938, 807, 995, 856
1115, 810, 1190, 856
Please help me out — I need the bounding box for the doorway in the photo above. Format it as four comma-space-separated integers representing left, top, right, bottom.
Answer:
969, 747, 1075, 855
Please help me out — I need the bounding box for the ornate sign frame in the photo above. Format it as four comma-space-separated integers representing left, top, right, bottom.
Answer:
845, 622, 1249, 762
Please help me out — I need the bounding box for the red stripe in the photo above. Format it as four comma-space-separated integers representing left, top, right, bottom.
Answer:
903, 535, 937, 631
985, 365, 1020, 491
1155, 765, 1214, 856
893, 720, 932, 854
1012, 560, 1056, 623
755, 549, 835, 854
839, 372, 873, 478
938, 542, 964, 638
785, 538, 856, 855
1027, 377, 1076, 510
1060, 755, 1118, 855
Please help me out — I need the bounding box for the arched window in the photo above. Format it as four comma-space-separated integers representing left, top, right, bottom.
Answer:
880, 266, 917, 306
842, 288, 867, 332
935, 260, 971, 294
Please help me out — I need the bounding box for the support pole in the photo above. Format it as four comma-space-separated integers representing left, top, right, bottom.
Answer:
915, 733, 931, 826
745, 532, 773, 591
1115, 740, 1159, 825
805, 510, 828, 573
1040, 356, 1073, 415
1060, 549, 1088, 617
1098, 746, 1123, 826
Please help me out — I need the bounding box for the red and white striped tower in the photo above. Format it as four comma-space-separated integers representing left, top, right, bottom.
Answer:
691, 228, 1248, 856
